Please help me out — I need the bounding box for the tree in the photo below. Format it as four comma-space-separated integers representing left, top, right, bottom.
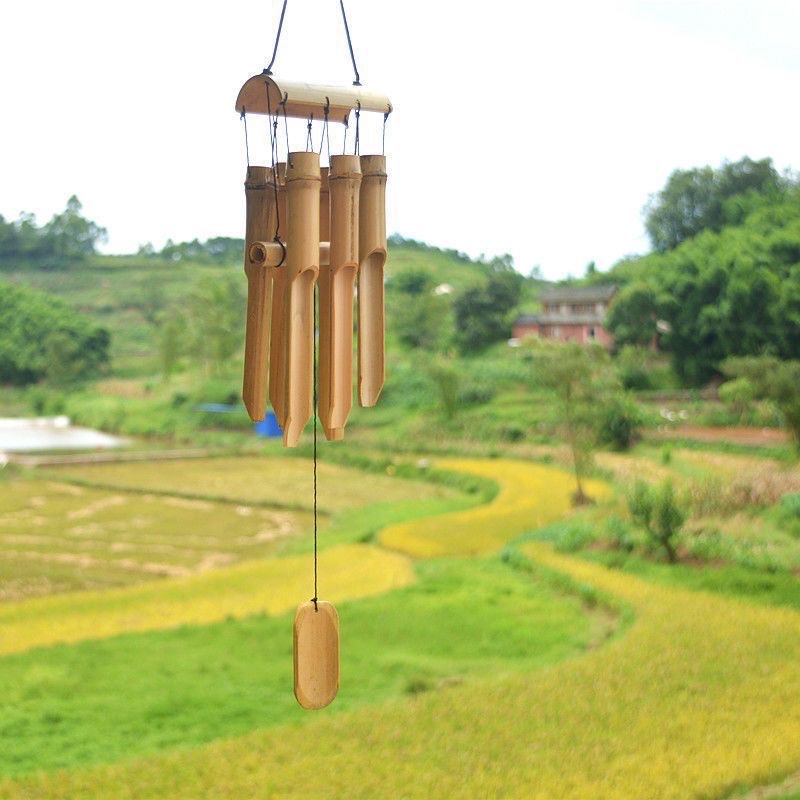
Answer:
628, 480, 686, 563
186, 274, 244, 373
0, 281, 110, 385
605, 282, 660, 349
721, 356, 800, 449
525, 339, 617, 504
42, 196, 107, 263
388, 268, 450, 351
453, 269, 523, 353
644, 157, 785, 252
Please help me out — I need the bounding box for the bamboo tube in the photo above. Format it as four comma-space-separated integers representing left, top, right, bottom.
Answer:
283, 152, 321, 448
357, 155, 387, 407
242, 166, 276, 422
320, 167, 330, 243
319, 155, 361, 441
269, 163, 288, 429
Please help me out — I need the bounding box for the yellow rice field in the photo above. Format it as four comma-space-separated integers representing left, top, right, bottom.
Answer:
381, 458, 609, 557
5, 537, 799, 799
2, 457, 799, 799
0, 544, 412, 655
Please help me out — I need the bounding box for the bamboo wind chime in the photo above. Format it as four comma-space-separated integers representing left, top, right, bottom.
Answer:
236, 1, 392, 711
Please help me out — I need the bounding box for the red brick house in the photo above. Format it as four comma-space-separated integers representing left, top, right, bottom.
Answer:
512, 285, 617, 348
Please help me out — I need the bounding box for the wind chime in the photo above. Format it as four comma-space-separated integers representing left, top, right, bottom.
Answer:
236, 1, 392, 710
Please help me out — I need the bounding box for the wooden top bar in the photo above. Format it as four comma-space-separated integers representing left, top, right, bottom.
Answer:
235, 73, 392, 120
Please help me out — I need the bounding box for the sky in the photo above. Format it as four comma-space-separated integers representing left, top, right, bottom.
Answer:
1, 0, 799, 280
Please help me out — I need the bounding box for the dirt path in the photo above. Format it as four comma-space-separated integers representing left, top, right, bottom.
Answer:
646, 425, 788, 447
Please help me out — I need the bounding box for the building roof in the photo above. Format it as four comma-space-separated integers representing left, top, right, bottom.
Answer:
538, 284, 617, 304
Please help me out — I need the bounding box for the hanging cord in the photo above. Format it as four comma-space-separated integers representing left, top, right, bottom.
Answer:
305, 115, 314, 151
382, 110, 389, 155
265, 82, 286, 263
241, 110, 251, 169
342, 115, 349, 154
319, 99, 331, 162
311, 289, 319, 610
353, 102, 360, 156
339, 0, 361, 85
264, 0, 288, 75
282, 97, 292, 168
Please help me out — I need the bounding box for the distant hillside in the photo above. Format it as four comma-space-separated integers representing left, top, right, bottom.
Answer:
1, 235, 518, 378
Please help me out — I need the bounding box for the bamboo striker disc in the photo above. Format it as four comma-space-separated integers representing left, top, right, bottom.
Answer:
319, 155, 361, 441
242, 166, 277, 422
269, 163, 288, 430
294, 600, 339, 710
283, 152, 321, 448
357, 155, 387, 408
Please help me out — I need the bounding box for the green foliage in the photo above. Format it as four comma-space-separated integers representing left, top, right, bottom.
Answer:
718, 376, 755, 422
0, 557, 591, 775
0, 196, 106, 268
426, 357, 460, 420
722, 356, 800, 449
453, 267, 523, 353
628, 480, 687, 563
185, 274, 244, 374
606, 283, 659, 348
526, 339, 618, 501
608, 187, 800, 384
387, 268, 450, 350
0, 281, 110, 385
139, 236, 244, 264
598, 394, 643, 451
644, 157, 788, 252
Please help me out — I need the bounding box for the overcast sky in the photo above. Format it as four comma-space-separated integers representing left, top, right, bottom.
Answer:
1, 1, 798, 280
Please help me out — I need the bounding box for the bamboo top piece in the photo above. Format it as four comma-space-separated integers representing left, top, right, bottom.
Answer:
236, 73, 392, 120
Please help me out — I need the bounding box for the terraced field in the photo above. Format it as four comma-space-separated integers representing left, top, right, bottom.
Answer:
1, 456, 799, 799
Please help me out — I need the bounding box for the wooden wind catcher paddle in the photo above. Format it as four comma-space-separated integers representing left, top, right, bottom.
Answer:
235, 0, 392, 711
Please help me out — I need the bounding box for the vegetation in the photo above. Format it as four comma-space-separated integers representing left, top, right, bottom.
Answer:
0, 282, 110, 385
722, 356, 800, 449
643, 156, 791, 252
381, 459, 609, 558
0, 557, 593, 775
4, 155, 800, 799
627, 480, 687, 563
0, 196, 106, 268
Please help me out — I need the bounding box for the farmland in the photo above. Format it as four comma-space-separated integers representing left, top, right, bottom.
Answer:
1, 452, 800, 799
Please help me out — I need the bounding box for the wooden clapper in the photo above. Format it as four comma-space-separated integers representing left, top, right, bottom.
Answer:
236, 71, 392, 709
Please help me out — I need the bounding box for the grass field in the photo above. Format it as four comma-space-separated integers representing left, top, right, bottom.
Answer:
54, 456, 458, 514
0, 557, 597, 776
1, 455, 799, 799
0, 478, 312, 600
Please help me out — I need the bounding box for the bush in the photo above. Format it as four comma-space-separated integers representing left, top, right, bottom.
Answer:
628, 480, 687, 563
606, 517, 636, 553
599, 395, 643, 451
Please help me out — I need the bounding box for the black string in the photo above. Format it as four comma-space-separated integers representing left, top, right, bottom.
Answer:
353, 102, 360, 156
312, 288, 318, 610
382, 110, 389, 156
265, 83, 283, 250
319, 99, 331, 162
282, 98, 291, 168
342, 115, 349, 154
241, 110, 251, 169
265, 0, 288, 75
339, 0, 361, 86
306, 115, 313, 152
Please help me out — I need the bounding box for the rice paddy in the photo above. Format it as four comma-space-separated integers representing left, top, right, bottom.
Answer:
0, 454, 798, 799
